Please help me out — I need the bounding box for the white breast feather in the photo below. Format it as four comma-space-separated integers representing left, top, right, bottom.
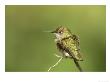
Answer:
64, 52, 71, 57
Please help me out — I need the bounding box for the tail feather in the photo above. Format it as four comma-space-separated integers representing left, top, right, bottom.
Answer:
73, 58, 83, 72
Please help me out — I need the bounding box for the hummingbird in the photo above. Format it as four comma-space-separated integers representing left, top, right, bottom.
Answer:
51, 26, 83, 72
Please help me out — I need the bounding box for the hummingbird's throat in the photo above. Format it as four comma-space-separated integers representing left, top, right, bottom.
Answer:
54, 33, 61, 40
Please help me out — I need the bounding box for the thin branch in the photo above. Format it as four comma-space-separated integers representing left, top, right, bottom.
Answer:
48, 54, 63, 72
54, 53, 61, 58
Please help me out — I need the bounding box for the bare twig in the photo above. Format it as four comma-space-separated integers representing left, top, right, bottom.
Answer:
54, 53, 61, 58
48, 54, 63, 72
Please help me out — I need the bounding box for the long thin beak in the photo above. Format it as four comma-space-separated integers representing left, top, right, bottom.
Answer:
43, 30, 56, 33
51, 31, 55, 33
51, 30, 57, 33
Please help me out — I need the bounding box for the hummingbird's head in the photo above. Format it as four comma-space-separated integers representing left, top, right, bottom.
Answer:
51, 26, 72, 40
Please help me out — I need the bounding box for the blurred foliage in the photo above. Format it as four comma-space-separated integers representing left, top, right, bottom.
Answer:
5, 5, 106, 72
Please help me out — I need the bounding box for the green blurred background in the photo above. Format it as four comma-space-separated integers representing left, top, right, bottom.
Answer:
5, 5, 106, 72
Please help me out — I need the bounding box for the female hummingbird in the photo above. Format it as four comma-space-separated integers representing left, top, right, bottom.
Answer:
51, 26, 83, 72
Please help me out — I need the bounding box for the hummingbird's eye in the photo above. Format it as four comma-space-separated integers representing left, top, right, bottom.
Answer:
59, 31, 63, 34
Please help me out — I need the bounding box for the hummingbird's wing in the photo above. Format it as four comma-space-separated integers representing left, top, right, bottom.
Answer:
72, 34, 80, 46
56, 34, 83, 61
71, 34, 83, 61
